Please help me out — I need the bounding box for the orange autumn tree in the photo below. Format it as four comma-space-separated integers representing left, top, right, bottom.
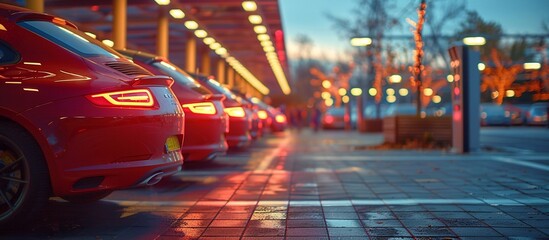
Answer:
419, 66, 447, 108
481, 49, 522, 105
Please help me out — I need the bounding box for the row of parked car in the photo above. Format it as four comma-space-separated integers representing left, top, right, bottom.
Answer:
321, 102, 549, 129
0, 4, 286, 227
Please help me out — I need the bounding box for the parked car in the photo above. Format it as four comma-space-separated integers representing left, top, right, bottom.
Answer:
525, 102, 549, 126
385, 103, 421, 117
0, 4, 184, 227
117, 49, 228, 162
504, 104, 526, 125
322, 107, 346, 129
229, 91, 264, 139
192, 75, 252, 149
250, 97, 287, 133
480, 103, 511, 126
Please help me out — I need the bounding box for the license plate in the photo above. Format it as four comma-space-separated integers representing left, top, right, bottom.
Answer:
165, 136, 181, 152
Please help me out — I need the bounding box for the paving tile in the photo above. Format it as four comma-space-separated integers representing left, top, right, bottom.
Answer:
201, 227, 244, 237
324, 212, 360, 219
285, 237, 329, 240
242, 227, 285, 237
442, 218, 488, 227
359, 211, 396, 220
181, 212, 218, 220
493, 227, 548, 238
450, 227, 503, 237
162, 227, 206, 237
208, 219, 248, 228
322, 206, 356, 212
400, 218, 446, 228
286, 212, 323, 220
326, 219, 363, 228
250, 212, 287, 220
214, 212, 252, 220
285, 227, 329, 237
287, 206, 323, 213
521, 219, 549, 228
241, 237, 284, 240
247, 219, 286, 228
471, 212, 516, 220
393, 211, 435, 219
407, 227, 456, 237
287, 219, 326, 228
327, 227, 369, 237
171, 219, 212, 228
432, 211, 475, 219
362, 219, 404, 228
482, 218, 530, 228
366, 227, 412, 237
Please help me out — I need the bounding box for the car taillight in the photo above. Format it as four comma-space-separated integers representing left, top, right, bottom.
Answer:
275, 114, 286, 123
225, 107, 246, 118
257, 110, 268, 120
325, 115, 334, 124
182, 102, 216, 115
87, 89, 155, 107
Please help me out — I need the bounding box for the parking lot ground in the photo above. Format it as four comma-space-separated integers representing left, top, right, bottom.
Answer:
3, 129, 549, 239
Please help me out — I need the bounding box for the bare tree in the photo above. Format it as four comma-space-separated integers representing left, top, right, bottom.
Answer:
482, 49, 522, 105
327, 0, 400, 118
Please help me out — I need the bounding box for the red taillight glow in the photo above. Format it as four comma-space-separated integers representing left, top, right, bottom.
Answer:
224, 107, 246, 118
258, 110, 268, 119
324, 115, 334, 124
275, 114, 286, 123
182, 102, 216, 115
87, 89, 154, 107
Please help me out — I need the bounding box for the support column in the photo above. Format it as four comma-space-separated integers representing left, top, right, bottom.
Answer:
200, 50, 211, 75
227, 67, 235, 88
216, 59, 226, 84
186, 37, 197, 74
157, 5, 169, 58
113, 0, 127, 49
26, 0, 44, 13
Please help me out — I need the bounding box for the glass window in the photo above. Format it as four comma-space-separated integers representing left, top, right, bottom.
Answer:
0, 41, 19, 65
18, 20, 120, 59
151, 61, 211, 95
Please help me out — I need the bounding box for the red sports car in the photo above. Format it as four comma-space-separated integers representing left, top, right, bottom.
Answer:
250, 97, 287, 133
117, 49, 228, 162
0, 4, 184, 226
192, 75, 252, 149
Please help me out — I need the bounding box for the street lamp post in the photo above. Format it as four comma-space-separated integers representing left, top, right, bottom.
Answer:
350, 38, 372, 131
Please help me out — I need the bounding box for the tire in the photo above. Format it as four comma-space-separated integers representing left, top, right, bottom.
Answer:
0, 121, 51, 229
61, 190, 112, 204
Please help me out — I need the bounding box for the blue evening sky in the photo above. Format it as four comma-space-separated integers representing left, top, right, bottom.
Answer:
279, 0, 549, 60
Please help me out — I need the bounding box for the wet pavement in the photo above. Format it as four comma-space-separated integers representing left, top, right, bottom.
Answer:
3, 128, 549, 239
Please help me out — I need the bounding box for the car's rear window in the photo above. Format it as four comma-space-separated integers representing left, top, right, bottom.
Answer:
151, 60, 211, 95
18, 20, 120, 59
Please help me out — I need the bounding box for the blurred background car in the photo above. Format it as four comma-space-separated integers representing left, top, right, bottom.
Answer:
250, 97, 287, 133
0, 4, 184, 226
117, 49, 228, 162
480, 103, 512, 126
230, 90, 264, 139
322, 107, 346, 129
385, 103, 421, 117
504, 104, 526, 125
525, 102, 548, 126
192, 75, 252, 149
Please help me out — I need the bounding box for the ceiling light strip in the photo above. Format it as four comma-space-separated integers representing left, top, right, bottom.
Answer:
241, 0, 291, 95
175, 8, 270, 95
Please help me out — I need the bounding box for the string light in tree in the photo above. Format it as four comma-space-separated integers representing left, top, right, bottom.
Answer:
409, 0, 426, 116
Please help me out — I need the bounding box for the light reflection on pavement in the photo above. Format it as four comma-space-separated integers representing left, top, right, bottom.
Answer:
3, 129, 549, 239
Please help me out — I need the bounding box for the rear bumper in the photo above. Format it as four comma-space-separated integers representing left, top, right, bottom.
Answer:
182, 114, 228, 161
227, 117, 251, 148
